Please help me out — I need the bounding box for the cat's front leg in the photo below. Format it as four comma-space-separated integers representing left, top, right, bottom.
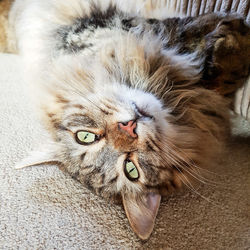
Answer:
235, 76, 250, 121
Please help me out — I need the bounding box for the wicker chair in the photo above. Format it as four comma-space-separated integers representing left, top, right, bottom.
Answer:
169, 0, 249, 22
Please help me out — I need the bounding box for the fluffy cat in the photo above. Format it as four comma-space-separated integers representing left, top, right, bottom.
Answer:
5, 0, 250, 239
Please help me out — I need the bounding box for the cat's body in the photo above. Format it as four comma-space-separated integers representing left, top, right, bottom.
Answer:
6, 0, 250, 239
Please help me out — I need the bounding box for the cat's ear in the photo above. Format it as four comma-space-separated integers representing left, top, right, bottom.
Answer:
122, 192, 161, 240
15, 145, 62, 169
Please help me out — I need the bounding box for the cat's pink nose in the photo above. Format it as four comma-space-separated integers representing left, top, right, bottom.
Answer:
118, 120, 137, 138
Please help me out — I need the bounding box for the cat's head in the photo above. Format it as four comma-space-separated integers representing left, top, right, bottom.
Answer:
16, 36, 229, 239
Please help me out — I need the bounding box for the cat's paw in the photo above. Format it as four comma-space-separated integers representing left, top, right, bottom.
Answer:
204, 16, 250, 96
235, 76, 250, 121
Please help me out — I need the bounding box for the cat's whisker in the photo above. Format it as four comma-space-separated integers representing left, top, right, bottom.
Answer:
163, 143, 233, 191
181, 166, 224, 187
172, 159, 215, 187
158, 142, 227, 189
174, 167, 222, 207
186, 162, 225, 177
179, 174, 221, 207
176, 159, 226, 187
161, 151, 207, 185
165, 140, 227, 181
187, 168, 234, 191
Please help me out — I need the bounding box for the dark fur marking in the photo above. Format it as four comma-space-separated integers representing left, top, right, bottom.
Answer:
96, 186, 104, 194
83, 165, 94, 169
121, 18, 134, 31
138, 157, 160, 185
56, 95, 69, 104
201, 110, 223, 119
99, 108, 113, 116
84, 177, 94, 191
109, 175, 118, 184
80, 153, 86, 161
56, 26, 94, 53
148, 137, 161, 151
95, 161, 106, 172
145, 184, 160, 189
145, 183, 169, 192
58, 124, 68, 131
72, 171, 80, 180
155, 125, 162, 135
170, 180, 178, 189
50, 118, 61, 129
66, 113, 98, 128
146, 141, 156, 152
72, 104, 85, 109
56, 5, 118, 53
102, 102, 119, 112
224, 81, 235, 85
101, 173, 106, 184
88, 4, 118, 28
146, 18, 163, 35
48, 115, 68, 132
155, 165, 170, 171
147, 18, 158, 25
47, 113, 55, 118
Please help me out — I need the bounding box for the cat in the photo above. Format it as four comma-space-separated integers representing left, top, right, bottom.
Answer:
5, 0, 250, 239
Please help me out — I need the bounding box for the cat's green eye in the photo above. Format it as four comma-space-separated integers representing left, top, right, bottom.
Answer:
76, 131, 97, 144
124, 160, 139, 181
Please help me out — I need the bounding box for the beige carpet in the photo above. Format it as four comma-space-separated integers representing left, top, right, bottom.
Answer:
0, 53, 250, 249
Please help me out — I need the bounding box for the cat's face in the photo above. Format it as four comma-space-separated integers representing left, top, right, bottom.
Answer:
41, 77, 185, 240
54, 83, 178, 198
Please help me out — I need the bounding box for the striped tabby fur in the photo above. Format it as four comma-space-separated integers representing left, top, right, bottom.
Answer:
10, 0, 249, 239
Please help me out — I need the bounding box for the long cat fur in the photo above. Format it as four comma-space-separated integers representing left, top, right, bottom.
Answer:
3, 0, 250, 239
